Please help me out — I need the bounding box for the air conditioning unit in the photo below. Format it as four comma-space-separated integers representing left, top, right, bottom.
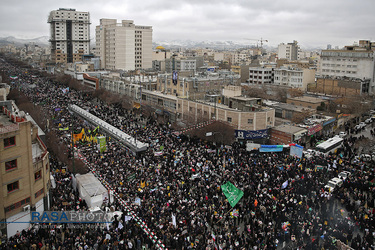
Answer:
23, 205, 30, 212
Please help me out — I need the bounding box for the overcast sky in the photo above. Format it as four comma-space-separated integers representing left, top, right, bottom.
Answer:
1, 0, 374, 48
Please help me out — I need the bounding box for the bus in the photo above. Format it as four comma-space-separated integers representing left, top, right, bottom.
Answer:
315, 136, 343, 155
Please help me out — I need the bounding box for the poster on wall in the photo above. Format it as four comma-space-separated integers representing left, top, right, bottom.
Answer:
235, 129, 268, 139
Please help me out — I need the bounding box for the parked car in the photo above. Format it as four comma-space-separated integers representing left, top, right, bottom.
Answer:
324, 177, 343, 192
355, 122, 366, 130
338, 171, 351, 181
365, 118, 372, 124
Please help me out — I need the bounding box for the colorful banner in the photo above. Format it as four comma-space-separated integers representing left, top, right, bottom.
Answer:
221, 181, 244, 207
235, 129, 268, 139
308, 124, 323, 136
259, 145, 284, 152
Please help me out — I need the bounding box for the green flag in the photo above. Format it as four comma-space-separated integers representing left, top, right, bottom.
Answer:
221, 181, 244, 207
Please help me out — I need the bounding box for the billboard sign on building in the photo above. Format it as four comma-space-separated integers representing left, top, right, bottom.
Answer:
307, 124, 323, 136
235, 129, 268, 139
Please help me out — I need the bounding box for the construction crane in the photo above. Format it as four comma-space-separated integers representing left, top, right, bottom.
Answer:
243, 38, 268, 48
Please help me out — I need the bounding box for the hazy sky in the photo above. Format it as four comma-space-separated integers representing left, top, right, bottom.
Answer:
1, 0, 374, 48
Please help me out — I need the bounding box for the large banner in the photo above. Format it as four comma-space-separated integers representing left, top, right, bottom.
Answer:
98, 136, 106, 153
259, 145, 284, 152
308, 124, 323, 136
290, 145, 303, 158
221, 181, 244, 207
235, 129, 268, 140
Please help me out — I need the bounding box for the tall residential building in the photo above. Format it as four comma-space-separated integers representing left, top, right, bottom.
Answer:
48, 8, 90, 64
95, 19, 153, 71
277, 41, 300, 60
0, 101, 50, 238
318, 40, 375, 92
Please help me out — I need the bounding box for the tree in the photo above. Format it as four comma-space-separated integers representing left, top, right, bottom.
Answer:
288, 88, 304, 98
291, 109, 312, 124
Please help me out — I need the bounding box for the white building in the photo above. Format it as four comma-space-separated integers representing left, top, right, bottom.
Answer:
277, 41, 300, 60
274, 66, 316, 91
231, 52, 249, 64
318, 40, 375, 92
95, 19, 153, 71
48, 8, 90, 64
248, 66, 274, 85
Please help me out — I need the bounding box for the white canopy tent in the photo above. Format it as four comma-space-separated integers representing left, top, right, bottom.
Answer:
76, 173, 110, 208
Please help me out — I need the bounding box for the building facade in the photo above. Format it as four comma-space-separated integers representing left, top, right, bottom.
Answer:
157, 73, 240, 100
277, 41, 300, 60
312, 77, 370, 96
318, 40, 375, 92
0, 101, 50, 238
248, 66, 274, 84
274, 66, 316, 91
48, 8, 90, 64
95, 19, 152, 71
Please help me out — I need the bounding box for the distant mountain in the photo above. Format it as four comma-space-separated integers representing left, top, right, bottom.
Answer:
153, 39, 263, 50
0, 36, 49, 47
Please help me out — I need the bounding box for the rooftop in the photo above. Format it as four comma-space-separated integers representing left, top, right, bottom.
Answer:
273, 124, 307, 134
287, 96, 326, 104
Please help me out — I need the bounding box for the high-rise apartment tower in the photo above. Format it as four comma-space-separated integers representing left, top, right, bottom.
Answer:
95, 19, 152, 71
48, 8, 91, 64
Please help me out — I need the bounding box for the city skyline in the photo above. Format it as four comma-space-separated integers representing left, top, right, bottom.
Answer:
1, 0, 374, 48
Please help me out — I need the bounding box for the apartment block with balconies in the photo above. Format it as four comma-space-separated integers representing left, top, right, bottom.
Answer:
48, 8, 91, 64
0, 101, 50, 238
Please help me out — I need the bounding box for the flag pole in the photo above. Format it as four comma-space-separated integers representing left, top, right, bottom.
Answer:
215, 207, 234, 225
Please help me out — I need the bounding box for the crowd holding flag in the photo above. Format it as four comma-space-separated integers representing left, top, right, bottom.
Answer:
221, 181, 244, 207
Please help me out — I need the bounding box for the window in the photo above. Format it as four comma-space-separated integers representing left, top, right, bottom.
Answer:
4, 197, 30, 213
35, 188, 44, 198
5, 159, 17, 171
35, 170, 42, 181
4, 136, 16, 148
227, 117, 232, 122
248, 119, 253, 124
7, 181, 19, 193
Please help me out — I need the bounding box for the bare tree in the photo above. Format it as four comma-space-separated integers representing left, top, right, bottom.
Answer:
288, 88, 304, 98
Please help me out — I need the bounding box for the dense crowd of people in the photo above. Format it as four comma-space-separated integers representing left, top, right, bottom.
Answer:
1, 58, 374, 249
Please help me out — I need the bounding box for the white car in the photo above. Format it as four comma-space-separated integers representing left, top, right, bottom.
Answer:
324, 177, 343, 192
339, 132, 347, 138
359, 122, 366, 128
365, 118, 372, 124
338, 171, 351, 181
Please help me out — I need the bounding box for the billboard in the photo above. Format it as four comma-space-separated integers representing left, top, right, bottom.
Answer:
235, 129, 268, 139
